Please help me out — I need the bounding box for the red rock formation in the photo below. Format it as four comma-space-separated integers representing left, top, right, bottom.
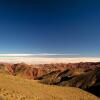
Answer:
0, 62, 100, 80
6, 64, 15, 75
23, 67, 38, 79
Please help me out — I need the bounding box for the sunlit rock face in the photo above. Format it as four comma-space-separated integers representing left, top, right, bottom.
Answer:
0, 63, 48, 79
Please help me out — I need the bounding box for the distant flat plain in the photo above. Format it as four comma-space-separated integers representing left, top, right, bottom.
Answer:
0, 56, 100, 64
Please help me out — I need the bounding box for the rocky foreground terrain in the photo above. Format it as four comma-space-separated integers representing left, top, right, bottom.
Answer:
0, 62, 100, 99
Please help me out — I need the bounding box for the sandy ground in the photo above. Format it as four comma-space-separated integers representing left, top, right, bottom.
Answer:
0, 73, 99, 100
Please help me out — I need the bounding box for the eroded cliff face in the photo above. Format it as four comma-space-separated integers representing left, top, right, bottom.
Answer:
3, 63, 47, 79
0, 62, 100, 80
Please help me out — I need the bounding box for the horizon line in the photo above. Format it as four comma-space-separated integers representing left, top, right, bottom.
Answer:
0, 53, 80, 57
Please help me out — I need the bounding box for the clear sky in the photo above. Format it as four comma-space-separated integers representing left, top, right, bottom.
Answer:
0, 0, 100, 56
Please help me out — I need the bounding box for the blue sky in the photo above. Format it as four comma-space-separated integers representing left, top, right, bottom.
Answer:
0, 0, 100, 56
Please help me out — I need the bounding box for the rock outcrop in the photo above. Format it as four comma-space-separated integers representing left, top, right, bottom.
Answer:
0, 63, 48, 79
